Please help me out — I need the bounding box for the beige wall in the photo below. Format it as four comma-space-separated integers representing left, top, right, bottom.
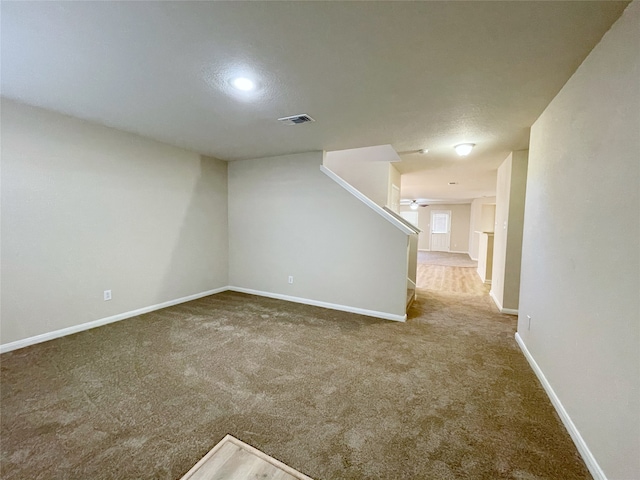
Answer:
491, 157, 511, 307
228, 152, 408, 317
323, 152, 391, 206
401, 204, 471, 253
504, 150, 527, 309
1, 100, 229, 345
468, 197, 496, 260
518, 3, 639, 479
491, 151, 527, 311
388, 164, 401, 211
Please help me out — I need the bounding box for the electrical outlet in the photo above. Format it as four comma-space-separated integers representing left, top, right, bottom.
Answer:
527, 315, 531, 330
288, 276, 294, 284
104, 290, 112, 301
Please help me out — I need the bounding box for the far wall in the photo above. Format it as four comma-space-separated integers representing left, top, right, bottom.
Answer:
400, 204, 471, 253
229, 152, 409, 318
1, 100, 229, 345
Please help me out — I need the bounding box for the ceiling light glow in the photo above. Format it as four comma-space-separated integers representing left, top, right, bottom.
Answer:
410, 201, 419, 210
454, 143, 475, 156
231, 77, 255, 91
419, 148, 429, 154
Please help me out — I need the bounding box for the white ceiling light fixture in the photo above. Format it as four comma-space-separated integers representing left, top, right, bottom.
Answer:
418, 148, 429, 154
410, 200, 419, 210
454, 143, 475, 156
230, 77, 256, 91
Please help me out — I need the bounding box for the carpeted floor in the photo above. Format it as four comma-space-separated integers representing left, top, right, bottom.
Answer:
417, 264, 487, 295
0, 267, 590, 479
418, 251, 478, 268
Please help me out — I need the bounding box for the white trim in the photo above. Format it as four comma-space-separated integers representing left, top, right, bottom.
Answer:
228, 286, 407, 322
382, 206, 421, 234
320, 165, 414, 235
515, 333, 607, 480
489, 290, 518, 315
406, 279, 417, 309
418, 249, 431, 252
476, 270, 492, 285
1, 285, 408, 353
449, 250, 470, 255
490, 290, 499, 307
0, 287, 228, 354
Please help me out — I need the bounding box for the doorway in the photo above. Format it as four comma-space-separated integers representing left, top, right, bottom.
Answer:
430, 210, 451, 251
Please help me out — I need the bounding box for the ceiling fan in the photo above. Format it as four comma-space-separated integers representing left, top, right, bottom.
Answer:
400, 199, 430, 210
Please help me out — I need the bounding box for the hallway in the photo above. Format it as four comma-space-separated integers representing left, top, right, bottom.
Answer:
416, 251, 487, 296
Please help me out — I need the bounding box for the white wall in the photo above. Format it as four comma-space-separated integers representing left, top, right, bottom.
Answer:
388, 164, 401, 212
324, 149, 394, 207
491, 151, 527, 311
1, 100, 229, 345
518, 3, 639, 479
402, 204, 471, 253
468, 197, 496, 260
228, 152, 408, 318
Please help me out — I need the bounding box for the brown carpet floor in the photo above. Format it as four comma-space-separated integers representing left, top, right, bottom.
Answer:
1, 267, 590, 479
418, 251, 478, 268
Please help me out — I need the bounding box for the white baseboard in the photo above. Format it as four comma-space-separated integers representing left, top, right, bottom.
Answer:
0, 287, 229, 354
515, 333, 606, 480
489, 289, 501, 309
228, 286, 407, 322
476, 270, 492, 285
489, 290, 518, 315
449, 250, 470, 255
2, 285, 408, 354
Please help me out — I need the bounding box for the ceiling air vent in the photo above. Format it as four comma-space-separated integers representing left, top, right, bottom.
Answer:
277, 114, 315, 125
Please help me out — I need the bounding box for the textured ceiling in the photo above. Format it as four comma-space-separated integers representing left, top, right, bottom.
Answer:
1, 1, 629, 201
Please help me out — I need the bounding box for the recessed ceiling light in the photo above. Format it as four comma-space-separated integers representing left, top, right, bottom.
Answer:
231, 77, 255, 91
454, 143, 475, 156
448, 182, 458, 185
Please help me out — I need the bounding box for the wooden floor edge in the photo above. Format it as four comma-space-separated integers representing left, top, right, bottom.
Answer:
179, 434, 235, 479
179, 434, 315, 480
225, 435, 315, 480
